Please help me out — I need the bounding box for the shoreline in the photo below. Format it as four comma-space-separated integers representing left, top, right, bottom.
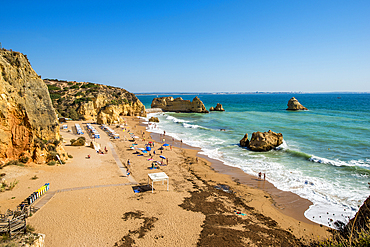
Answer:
146, 122, 315, 225
0, 117, 330, 246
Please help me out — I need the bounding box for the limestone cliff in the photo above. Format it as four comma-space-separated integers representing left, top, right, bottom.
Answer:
44, 79, 146, 124
0, 49, 66, 165
151, 96, 209, 113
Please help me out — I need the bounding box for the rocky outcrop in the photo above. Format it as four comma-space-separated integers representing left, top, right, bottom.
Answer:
149, 117, 159, 122
343, 195, 370, 237
239, 134, 249, 147
44, 79, 146, 124
287, 97, 308, 111
95, 100, 145, 124
0, 49, 67, 165
239, 130, 283, 152
210, 103, 225, 111
151, 96, 209, 113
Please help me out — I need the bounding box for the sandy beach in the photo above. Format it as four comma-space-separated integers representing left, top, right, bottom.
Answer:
0, 116, 330, 246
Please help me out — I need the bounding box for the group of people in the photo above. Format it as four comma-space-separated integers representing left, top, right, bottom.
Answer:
258, 172, 266, 180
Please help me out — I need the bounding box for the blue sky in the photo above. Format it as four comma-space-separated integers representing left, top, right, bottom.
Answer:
1, 0, 369, 93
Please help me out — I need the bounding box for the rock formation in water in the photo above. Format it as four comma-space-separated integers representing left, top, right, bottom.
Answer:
151, 96, 209, 113
210, 103, 225, 112
44, 79, 146, 124
149, 116, 159, 122
239, 134, 249, 147
0, 49, 67, 165
239, 130, 283, 152
286, 97, 308, 111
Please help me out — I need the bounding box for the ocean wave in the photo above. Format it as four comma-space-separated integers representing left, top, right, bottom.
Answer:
166, 115, 190, 123
285, 149, 312, 159
308, 156, 370, 175
182, 122, 211, 130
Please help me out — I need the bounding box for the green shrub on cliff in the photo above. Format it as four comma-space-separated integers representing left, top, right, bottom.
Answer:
50, 93, 61, 100
47, 85, 61, 91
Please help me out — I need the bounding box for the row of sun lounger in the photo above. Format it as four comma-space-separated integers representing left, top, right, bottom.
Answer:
101, 125, 120, 139
75, 124, 84, 135
86, 123, 100, 139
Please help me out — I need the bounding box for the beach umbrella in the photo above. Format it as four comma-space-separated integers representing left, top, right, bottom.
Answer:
160, 155, 166, 159
142, 150, 148, 153
146, 146, 151, 151
163, 143, 169, 146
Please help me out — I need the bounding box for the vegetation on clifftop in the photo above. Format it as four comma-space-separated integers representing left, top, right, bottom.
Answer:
44, 79, 138, 120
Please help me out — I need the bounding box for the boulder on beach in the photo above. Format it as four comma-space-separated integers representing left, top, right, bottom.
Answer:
210, 103, 225, 111
149, 116, 159, 122
287, 97, 308, 111
239, 130, 283, 152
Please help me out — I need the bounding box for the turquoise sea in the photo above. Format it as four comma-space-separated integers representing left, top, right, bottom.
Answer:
137, 93, 370, 227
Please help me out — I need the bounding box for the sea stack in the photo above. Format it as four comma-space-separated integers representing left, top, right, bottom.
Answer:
287, 97, 308, 111
239, 130, 283, 152
209, 103, 225, 112
151, 96, 209, 113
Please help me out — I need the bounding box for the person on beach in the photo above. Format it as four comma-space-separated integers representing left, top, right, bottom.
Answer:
196, 157, 198, 163
153, 150, 156, 155
104, 146, 108, 153
170, 145, 172, 150
263, 173, 266, 180
166, 158, 169, 166
126, 169, 130, 177
127, 159, 131, 166
258, 172, 262, 179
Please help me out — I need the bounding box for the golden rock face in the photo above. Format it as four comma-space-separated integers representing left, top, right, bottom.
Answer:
151, 96, 209, 113
0, 49, 66, 165
45, 80, 146, 125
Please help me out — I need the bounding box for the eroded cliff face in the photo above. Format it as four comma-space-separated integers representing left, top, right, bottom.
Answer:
44, 79, 146, 124
151, 96, 209, 113
0, 49, 66, 165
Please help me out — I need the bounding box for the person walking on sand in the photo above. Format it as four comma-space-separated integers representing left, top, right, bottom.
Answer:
126, 169, 131, 177
166, 158, 169, 166
263, 173, 266, 180
127, 159, 131, 166
258, 172, 262, 179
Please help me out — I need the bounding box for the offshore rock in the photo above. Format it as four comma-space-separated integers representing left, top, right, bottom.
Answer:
149, 116, 159, 122
287, 97, 308, 111
0, 49, 66, 164
239, 134, 249, 147
209, 103, 225, 111
151, 96, 209, 113
240, 130, 283, 152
